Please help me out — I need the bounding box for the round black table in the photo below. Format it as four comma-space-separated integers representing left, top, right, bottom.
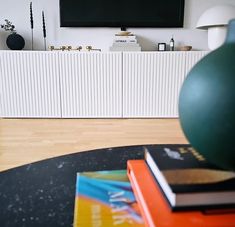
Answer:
0, 145, 151, 227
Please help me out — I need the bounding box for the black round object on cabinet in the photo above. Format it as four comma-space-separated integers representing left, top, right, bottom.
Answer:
6, 33, 25, 50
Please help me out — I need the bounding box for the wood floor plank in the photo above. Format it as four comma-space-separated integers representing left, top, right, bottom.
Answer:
0, 119, 187, 171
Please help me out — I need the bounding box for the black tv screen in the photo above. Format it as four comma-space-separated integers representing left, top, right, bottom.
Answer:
60, 0, 185, 28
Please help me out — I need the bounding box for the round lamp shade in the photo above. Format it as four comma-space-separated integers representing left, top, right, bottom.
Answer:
179, 19, 235, 170
196, 5, 235, 29
196, 5, 235, 50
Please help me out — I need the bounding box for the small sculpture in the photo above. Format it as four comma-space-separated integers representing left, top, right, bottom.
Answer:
48, 46, 100, 51
86, 46, 101, 51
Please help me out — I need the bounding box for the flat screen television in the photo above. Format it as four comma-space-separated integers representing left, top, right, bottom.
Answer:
60, 0, 185, 28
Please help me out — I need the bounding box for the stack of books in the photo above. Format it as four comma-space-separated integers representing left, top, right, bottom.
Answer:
128, 145, 235, 227
109, 34, 141, 52
73, 144, 235, 227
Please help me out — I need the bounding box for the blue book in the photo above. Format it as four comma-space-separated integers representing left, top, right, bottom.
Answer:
73, 169, 144, 227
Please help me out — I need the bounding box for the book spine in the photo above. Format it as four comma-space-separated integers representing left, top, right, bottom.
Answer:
127, 161, 157, 227
113, 43, 140, 47
114, 40, 137, 43
109, 47, 141, 52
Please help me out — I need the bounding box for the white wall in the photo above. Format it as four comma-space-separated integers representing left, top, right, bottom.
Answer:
0, 0, 235, 51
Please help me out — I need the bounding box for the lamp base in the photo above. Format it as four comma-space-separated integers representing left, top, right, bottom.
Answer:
208, 26, 227, 50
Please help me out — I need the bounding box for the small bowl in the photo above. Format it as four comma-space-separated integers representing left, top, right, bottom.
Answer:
117, 31, 132, 36
179, 46, 192, 51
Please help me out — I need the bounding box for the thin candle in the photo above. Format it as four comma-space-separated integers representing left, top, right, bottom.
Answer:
30, 2, 34, 50
42, 11, 47, 50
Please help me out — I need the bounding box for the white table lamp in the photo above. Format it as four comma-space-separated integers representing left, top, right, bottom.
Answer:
196, 5, 235, 50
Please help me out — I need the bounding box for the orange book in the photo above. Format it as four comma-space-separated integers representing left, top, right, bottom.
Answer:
127, 160, 235, 227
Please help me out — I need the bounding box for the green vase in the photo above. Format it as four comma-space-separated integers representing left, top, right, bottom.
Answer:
179, 19, 235, 170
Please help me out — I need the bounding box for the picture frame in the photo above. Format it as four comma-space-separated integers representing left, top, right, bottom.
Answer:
158, 43, 166, 51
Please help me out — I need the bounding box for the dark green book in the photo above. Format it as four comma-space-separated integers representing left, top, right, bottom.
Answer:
144, 144, 235, 210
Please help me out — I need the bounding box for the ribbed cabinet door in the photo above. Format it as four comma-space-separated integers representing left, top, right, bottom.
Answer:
0, 51, 61, 118
185, 51, 209, 75
59, 52, 122, 118
123, 52, 186, 118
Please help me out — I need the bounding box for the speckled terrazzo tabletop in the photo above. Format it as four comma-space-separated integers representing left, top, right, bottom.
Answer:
0, 145, 148, 227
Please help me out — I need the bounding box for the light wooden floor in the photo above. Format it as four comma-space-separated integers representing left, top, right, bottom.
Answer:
0, 119, 188, 172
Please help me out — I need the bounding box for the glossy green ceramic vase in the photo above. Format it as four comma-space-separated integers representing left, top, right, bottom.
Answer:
179, 19, 235, 170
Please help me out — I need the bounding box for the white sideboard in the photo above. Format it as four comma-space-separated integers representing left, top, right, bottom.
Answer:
0, 51, 61, 118
123, 51, 208, 117
59, 52, 122, 118
0, 51, 208, 118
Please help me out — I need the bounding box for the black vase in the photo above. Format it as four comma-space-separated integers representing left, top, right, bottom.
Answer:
6, 33, 25, 50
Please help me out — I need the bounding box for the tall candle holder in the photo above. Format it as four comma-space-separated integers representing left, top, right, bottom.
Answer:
30, 2, 34, 50
42, 11, 47, 50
